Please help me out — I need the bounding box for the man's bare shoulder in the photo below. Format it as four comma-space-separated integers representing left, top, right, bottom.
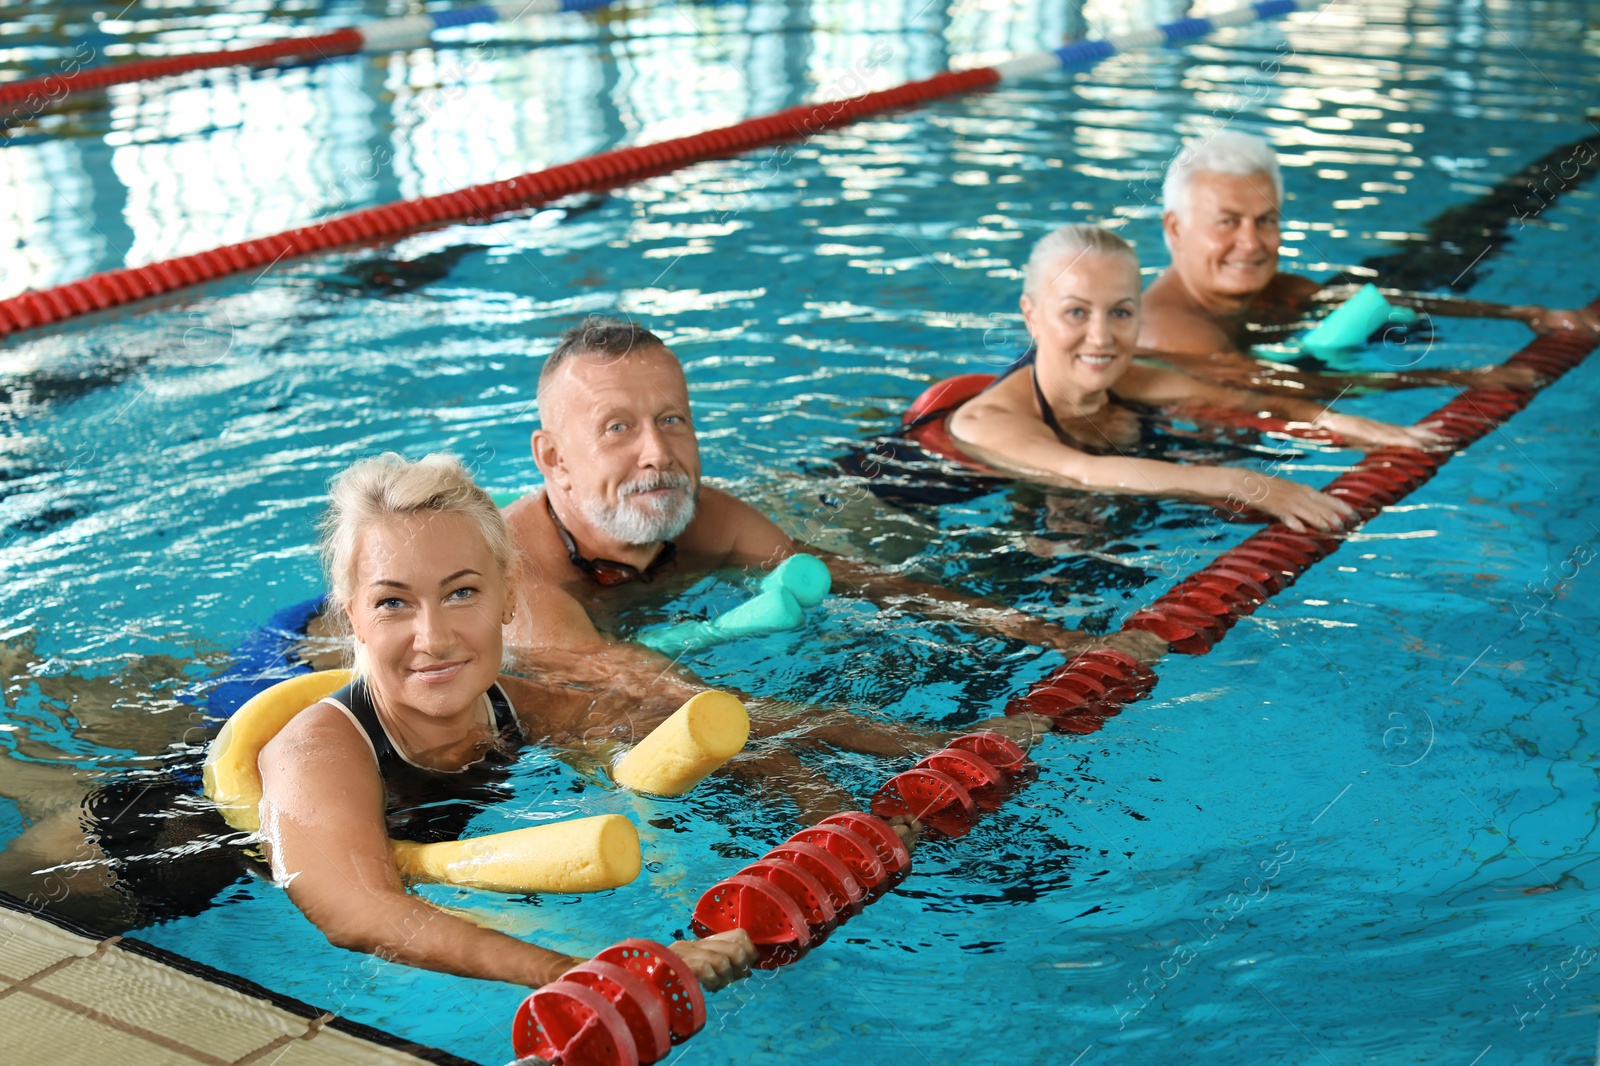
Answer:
682, 485, 793, 563
1257, 272, 1323, 307
1138, 297, 1234, 358
503, 490, 575, 589
502, 491, 543, 543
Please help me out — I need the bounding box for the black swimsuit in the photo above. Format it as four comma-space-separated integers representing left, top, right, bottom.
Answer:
323, 678, 526, 844
63, 679, 526, 936
1025, 350, 1070, 440
983, 347, 1132, 451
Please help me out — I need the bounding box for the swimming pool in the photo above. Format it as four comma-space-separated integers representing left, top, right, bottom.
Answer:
3, 0, 1599, 1062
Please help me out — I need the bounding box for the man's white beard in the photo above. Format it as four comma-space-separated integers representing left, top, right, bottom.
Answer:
583, 472, 698, 545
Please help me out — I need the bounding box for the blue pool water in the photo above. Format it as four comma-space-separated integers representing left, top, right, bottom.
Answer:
3, 1, 1599, 1063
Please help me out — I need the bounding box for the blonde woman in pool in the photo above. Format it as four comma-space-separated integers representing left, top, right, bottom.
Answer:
257, 452, 756, 989
947, 224, 1442, 532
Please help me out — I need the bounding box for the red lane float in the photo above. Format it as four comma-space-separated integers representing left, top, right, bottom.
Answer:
686, 737, 1035, 981
818, 810, 912, 881
737, 858, 837, 939
870, 766, 978, 837
594, 940, 705, 1046
0, 67, 1001, 340
1114, 320, 1600, 660
690, 875, 811, 968
0, 2, 622, 118
788, 825, 889, 899
765, 840, 864, 918
1005, 647, 1156, 729
559, 962, 671, 1066
914, 748, 1008, 810
512, 939, 708, 1065
5, 1, 1322, 349
511, 735, 1033, 1062
515, 981, 641, 1066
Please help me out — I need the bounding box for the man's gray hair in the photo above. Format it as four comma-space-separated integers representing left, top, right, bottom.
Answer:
1023, 224, 1140, 300
538, 315, 670, 399
1162, 130, 1283, 219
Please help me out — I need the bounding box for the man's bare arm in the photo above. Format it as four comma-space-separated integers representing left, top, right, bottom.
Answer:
506, 581, 708, 713
1138, 274, 1550, 396
1122, 363, 1442, 452
702, 483, 1118, 657
1375, 288, 1600, 335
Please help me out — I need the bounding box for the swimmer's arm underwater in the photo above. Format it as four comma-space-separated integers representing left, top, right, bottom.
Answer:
504, 600, 1031, 766
1136, 343, 1538, 397
746, 698, 1053, 760
1134, 276, 1557, 397
690, 702, 1056, 825
807, 550, 1122, 657
506, 582, 710, 708
531, 670, 1043, 764
705, 490, 1141, 658
1119, 362, 1444, 452
1131, 306, 1455, 398
1131, 286, 1398, 397
257, 699, 754, 989
500, 664, 932, 769
1368, 287, 1600, 335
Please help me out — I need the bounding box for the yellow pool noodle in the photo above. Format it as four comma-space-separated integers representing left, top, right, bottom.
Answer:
612, 690, 750, 796
203, 668, 645, 894
390, 815, 642, 894
204, 669, 353, 833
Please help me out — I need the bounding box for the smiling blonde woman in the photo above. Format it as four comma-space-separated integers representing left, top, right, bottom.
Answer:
256, 452, 755, 989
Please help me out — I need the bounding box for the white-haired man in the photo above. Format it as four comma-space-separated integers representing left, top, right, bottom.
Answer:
1140, 130, 1598, 393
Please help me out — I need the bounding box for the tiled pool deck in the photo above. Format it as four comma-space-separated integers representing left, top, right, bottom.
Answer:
0, 895, 477, 1066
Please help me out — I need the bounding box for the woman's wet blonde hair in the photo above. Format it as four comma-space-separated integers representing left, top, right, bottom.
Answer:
318, 452, 515, 669
1023, 224, 1140, 301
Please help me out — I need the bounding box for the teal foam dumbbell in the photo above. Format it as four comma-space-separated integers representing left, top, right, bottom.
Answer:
640, 555, 832, 655
1301, 283, 1418, 355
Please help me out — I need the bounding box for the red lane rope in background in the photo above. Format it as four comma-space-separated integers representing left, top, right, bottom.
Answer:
0, 66, 999, 340
0, 29, 365, 112
0, 1, 618, 119
510, 309, 1599, 1066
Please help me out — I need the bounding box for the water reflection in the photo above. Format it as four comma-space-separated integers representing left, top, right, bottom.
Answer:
1, 1, 1598, 1059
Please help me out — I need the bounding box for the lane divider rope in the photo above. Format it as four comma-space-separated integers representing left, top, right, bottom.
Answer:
507, 309, 1599, 1066
0, 0, 1320, 341
0, 1, 615, 117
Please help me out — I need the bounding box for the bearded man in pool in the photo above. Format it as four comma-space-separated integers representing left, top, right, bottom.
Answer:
1140, 130, 1600, 395
501, 316, 1162, 724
